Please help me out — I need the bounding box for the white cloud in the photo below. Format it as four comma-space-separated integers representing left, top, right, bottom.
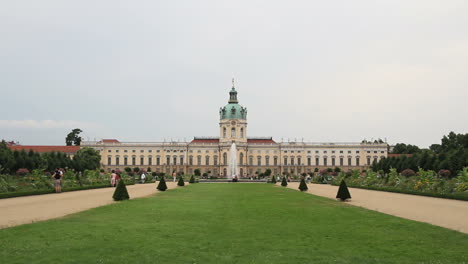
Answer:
0, 120, 101, 130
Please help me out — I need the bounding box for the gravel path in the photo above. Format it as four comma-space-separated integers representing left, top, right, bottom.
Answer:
283, 182, 468, 234
0, 182, 179, 229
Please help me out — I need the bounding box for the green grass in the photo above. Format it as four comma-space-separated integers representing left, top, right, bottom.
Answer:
1, 184, 467, 264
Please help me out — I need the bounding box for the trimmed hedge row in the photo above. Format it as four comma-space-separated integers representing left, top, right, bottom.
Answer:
0, 182, 135, 199
332, 183, 468, 201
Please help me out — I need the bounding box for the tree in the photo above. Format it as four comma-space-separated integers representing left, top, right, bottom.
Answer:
336, 180, 351, 201
113, 179, 130, 201
194, 169, 201, 176
392, 143, 421, 154
177, 176, 185, 186
72, 147, 101, 172
65, 128, 83, 146
298, 178, 308, 191
270, 175, 276, 184
157, 176, 168, 191
281, 176, 288, 187
265, 169, 272, 177
189, 175, 195, 183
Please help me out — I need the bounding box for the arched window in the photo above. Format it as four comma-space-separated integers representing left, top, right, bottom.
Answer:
205, 156, 210, 165
240, 128, 244, 138
231, 127, 236, 138
223, 127, 226, 138
265, 156, 270, 166
239, 153, 244, 165
223, 153, 227, 165
189, 156, 193, 165
197, 156, 202, 165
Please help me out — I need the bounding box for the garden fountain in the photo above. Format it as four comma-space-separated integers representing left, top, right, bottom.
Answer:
228, 142, 237, 180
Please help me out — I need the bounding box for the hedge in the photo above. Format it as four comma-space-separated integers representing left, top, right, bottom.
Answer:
332, 183, 468, 201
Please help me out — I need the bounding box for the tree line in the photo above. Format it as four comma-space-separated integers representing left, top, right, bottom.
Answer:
0, 141, 101, 174
372, 132, 468, 176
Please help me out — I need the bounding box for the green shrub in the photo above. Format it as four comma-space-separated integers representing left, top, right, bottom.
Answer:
157, 176, 168, 191
336, 180, 351, 201
112, 180, 130, 201
281, 176, 288, 187
189, 175, 195, 184
177, 176, 185, 187
298, 178, 308, 192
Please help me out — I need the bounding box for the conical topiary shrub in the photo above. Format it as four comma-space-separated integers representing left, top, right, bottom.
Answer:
336, 179, 351, 201
113, 179, 130, 201
281, 176, 288, 187
177, 176, 185, 186
189, 175, 195, 184
298, 178, 308, 192
157, 176, 168, 191
270, 175, 276, 184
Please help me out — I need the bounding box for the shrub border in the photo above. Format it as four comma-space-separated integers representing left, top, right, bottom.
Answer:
0, 182, 135, 199
331, 183, 468, 201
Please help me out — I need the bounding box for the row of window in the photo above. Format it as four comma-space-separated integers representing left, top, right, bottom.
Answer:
107, 155, 384, 166
107, 148, 386, 154
222, 127, 244, 138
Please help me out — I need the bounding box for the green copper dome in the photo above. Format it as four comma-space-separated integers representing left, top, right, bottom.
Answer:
219, 84, 247, 120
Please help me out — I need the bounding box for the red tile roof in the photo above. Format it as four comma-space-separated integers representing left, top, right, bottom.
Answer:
247, 138, 276, 144
8, 145, 80, 154
191, 139, 220, 144
387, 153, 412, 158
102, 139, 120, 143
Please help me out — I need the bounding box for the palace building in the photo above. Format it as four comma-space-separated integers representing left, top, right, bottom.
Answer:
82, 82, 388, 176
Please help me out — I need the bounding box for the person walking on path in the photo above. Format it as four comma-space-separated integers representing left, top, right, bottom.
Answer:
172, 171, 177, 182
141, 172, 146, 184
110, 170, 117, 187
115, 172, 121, 186
52, 168, 62, 193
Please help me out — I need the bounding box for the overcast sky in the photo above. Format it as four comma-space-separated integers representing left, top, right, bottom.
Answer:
1, 0, 467, 148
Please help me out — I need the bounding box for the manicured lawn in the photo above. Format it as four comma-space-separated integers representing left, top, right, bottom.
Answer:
1, 184, 467, 264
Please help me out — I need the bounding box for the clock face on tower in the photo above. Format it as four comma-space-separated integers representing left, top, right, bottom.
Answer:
231, 121, 236, 126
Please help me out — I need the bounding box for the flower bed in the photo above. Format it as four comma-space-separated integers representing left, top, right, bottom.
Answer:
331, 168, 468, 201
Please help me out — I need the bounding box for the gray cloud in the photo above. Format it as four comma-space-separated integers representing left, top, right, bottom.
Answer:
1, 0, 467, 147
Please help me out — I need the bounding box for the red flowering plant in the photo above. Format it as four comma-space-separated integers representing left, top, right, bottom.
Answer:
438, 169, 451, 178
401, 169, 416, 177
16, 168, 30, 176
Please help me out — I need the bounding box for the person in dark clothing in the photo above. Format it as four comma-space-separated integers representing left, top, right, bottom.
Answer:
52, 168, 62, 193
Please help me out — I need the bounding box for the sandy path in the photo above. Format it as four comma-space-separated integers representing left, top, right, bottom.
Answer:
0, 182, 179, 229
282, 182, 468, 234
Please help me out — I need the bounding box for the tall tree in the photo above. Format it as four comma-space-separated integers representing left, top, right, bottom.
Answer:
72, 147, 101, 172
66, 128, 83, 146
